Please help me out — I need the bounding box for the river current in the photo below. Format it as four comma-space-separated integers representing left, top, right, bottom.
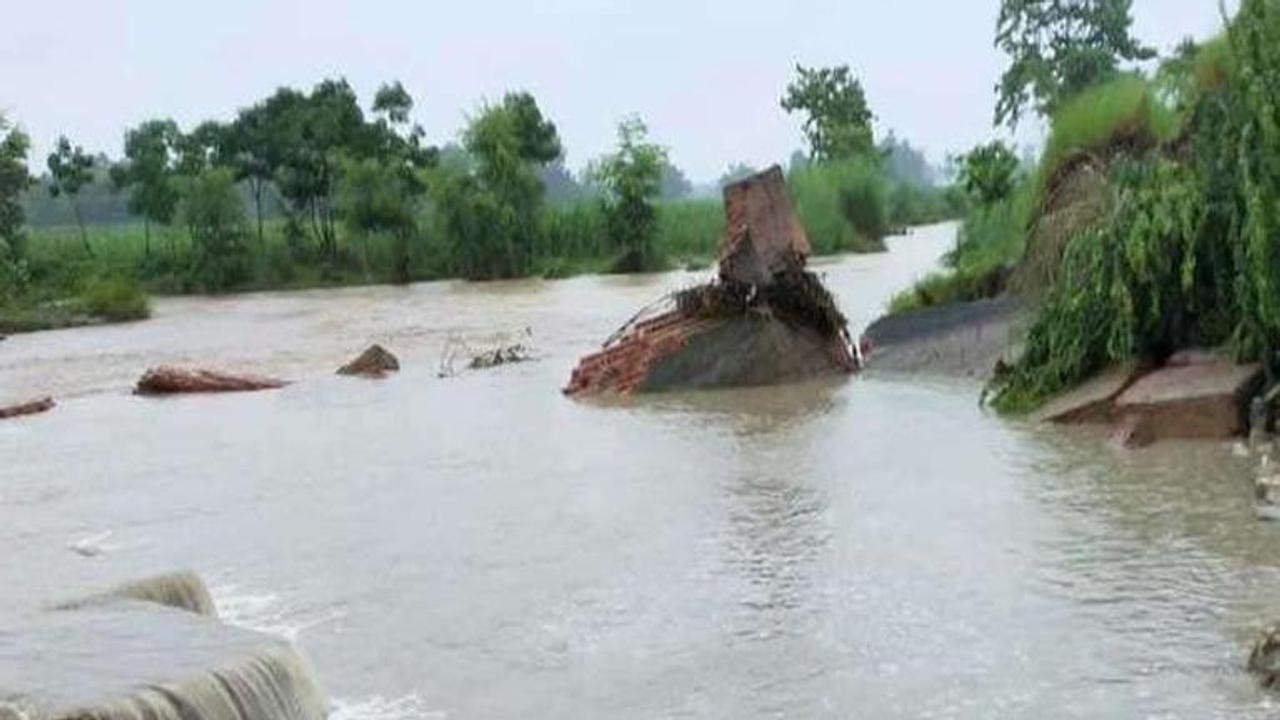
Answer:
3, 223, 1279, 718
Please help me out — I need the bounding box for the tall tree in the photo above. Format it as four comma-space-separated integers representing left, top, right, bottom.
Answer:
781, 64, 876, 163
994, 0, 1155, 128
266, 79, 366, 262
880, 132, 937, 187
956, 141, 1021, 206
718, 162, 758, 188
339, 81, 435, 283
226, 100, 290, 248
0, 116, 31, 263
437, 91, 562, 279
660, 160, 693, 199
589, 116, 667, 272
47, 136, 96, 256
111, 120, 181, 256
182, 167, 250, 291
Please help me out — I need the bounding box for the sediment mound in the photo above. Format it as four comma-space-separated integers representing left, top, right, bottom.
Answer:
337, 344, 400, 378
565, 166, 856, 395
54, 570, 218, 618
135, 367, 287, 395
0, 396, 55, 420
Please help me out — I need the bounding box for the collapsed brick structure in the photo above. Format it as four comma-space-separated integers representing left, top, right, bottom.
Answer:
565, 166, 857, 396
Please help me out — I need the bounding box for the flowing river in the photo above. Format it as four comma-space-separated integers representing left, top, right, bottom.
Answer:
3, 223, 1280, 718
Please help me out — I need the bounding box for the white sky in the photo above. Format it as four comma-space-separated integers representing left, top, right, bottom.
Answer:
2, 1, 1232, 183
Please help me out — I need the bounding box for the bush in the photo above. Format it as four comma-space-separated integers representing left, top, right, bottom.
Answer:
79, 275, 150, 321
182, 168, 252, 292
1038, 76, 1179, 187
887, 180, 1033, 315
789, 159, 888, 254
657, 198, 722, 262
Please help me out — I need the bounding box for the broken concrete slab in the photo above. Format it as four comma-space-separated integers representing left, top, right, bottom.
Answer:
1035, 364, 1145, 424
1114, 361, 1263, 441
1109, 414, 1155, 450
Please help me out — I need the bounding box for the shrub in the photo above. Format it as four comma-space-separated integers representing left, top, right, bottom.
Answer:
1038, 75, 1178, 187
79, 275, 150, 321
789, 159, 888, 253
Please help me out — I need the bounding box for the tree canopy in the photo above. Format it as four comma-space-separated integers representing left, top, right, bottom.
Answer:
0, 116, 31, 262
781, 64, 876, 163
994, 0, 1155, 128
47, 136, 96, 255
589, 116, 667, 272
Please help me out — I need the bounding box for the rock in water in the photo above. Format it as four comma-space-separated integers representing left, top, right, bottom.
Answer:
135, 367, 287, 396
337, 344, 400, 378
1251, 625, 1280, 688
565, 166, 856, 395
0, 396, 55, 420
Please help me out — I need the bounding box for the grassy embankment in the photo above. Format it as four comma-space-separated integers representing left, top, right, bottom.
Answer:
887, 4, 1280, 413
6, 160, 960, 333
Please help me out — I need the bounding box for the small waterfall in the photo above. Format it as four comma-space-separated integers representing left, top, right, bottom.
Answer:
14, 572, 329, 720
54, 571, 218, 618
56, 644, 328, 720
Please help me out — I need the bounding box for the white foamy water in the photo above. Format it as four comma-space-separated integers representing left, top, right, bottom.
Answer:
331, 694, 446, 720
213, 584, 345, 643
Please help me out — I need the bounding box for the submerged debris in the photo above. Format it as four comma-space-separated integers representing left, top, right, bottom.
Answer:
337, 344, 400, 378
0, 396, 55, 420
135, 367, 288, 395
438, 328, 536, 378
565, 166, 857, 396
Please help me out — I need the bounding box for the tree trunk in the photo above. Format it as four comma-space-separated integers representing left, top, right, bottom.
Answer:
144, 217, 151, 258
71, 199, 92, 257
252, 179, 265, 252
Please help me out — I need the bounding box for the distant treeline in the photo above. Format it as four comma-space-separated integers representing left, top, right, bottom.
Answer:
18, 132, 946, 229
0, 66, 964, 320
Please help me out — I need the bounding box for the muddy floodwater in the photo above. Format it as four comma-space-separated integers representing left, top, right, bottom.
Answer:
4, 223, 1280, 718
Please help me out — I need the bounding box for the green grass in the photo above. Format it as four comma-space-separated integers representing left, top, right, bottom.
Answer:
9, 161, 953, 332
887, 181, 1033, 314
789, 159, 888, 254
78, 275, 150, 321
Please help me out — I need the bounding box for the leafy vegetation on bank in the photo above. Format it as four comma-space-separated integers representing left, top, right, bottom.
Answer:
0, 62, 964, 331
988, 1, 1280, 410
883, 0, 1280, 415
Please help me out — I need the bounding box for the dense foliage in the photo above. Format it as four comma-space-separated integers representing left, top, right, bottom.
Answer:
589, 117, 667, 273
2, 67, 965, 329
994, 0, 1155, 128
781, 64, 876, 162
984, 0, 1280, 410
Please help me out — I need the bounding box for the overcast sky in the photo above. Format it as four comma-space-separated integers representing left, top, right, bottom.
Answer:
2, 1, 1232, 183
